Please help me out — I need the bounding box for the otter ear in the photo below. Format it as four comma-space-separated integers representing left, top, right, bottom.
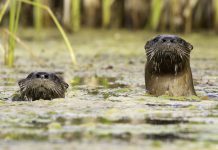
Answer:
186, 42, 193, 51
62, 82, 69, 90
26, 72, 34, 79
18, 79, 26, 88
144, 40, 151, 50
53, 72, 69, 90
54, 72, 64, 79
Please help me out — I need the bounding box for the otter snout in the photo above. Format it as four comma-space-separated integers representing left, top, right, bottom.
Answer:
15, 72, 69, 101
145, 34, 193, 51
159, 36, 177, 44
35, 72, 50, 79
144, 34, 196, 96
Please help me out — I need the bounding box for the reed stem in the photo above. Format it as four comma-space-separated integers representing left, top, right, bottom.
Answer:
150, 0, 163, 30
0, 0, 10, 23
214, 0, 218, 31
19, 0, 77, 65
71, 0, 80, 32
102, 0, 111, 28
33, 0, 43, 32
6, 0, 16, 67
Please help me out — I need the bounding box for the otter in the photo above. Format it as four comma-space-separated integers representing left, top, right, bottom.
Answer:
144, 35, 196, 96
12, 72, 69, 101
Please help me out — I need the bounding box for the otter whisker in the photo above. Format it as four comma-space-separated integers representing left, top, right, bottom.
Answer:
144, 34, 196, 96
13, 72, 69, 101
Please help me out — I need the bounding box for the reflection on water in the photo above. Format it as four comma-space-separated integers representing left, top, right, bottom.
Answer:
71, 76, 129, 89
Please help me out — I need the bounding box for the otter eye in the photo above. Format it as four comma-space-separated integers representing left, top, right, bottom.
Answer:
161, 39, 166, 42
170, 39, 175, 43
50, 74, 59, 81
36, 74, 40, 78
153, 38, 159, 42
44, 74, 49, 79
177, 39, 184, 44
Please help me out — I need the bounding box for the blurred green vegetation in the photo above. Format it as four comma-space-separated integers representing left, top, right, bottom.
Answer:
0, 0, 218, 67
1, 0, 217, 32
0, 0, 77, 66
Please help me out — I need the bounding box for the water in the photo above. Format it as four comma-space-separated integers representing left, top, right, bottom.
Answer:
0, 29, 218, 150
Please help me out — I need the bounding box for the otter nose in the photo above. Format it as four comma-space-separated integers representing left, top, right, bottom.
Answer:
161, 37, 176, 43
35, 72, 49, 79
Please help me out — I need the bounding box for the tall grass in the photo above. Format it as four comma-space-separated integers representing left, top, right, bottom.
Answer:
71, 0, 80, 32
150, 0, 163, 30
5, 0, 21, 67
169, 0, 179, 32
0, 0, 77, 66
0, 0, 10, 22
214, 0, 218, 31
184, 0, 198, 33
33, 0, 43, 32
4, 29, 46, 67
102, 0, 112, 28
20, 0, 77, 65
63, 0, 71, 30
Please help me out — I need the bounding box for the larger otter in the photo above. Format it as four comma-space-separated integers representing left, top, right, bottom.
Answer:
12, 72, 69, 101
144, 35, 196, 96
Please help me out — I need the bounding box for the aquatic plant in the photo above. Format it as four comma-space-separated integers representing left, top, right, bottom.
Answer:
0, 0, 9, 22
150, 0, 163, 30
20, 0, 77, 65
0, 0, 77, 66
33, 0, 43, 32
214, 0, 218, 31
5, 0, 21, 67
102, 0, 112, 28
72, 0, 81, 32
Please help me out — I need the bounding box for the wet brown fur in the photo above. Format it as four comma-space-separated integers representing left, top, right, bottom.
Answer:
13, 72, 68, 101
144, 35, 196, 96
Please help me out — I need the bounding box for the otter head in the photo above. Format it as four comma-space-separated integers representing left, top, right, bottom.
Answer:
145, 35, 193, 74
18, 72, 69, 101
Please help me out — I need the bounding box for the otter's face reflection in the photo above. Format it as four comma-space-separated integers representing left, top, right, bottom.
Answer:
18, 72, 68, 101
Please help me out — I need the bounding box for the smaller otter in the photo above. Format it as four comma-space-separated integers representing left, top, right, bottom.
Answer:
12, 72, 69, 101
144, 35, 196, 96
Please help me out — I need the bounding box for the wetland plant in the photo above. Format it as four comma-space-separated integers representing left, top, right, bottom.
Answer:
0, 0, 77, 67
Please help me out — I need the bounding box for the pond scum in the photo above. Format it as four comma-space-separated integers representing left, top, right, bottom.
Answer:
0, 0, 218, 150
